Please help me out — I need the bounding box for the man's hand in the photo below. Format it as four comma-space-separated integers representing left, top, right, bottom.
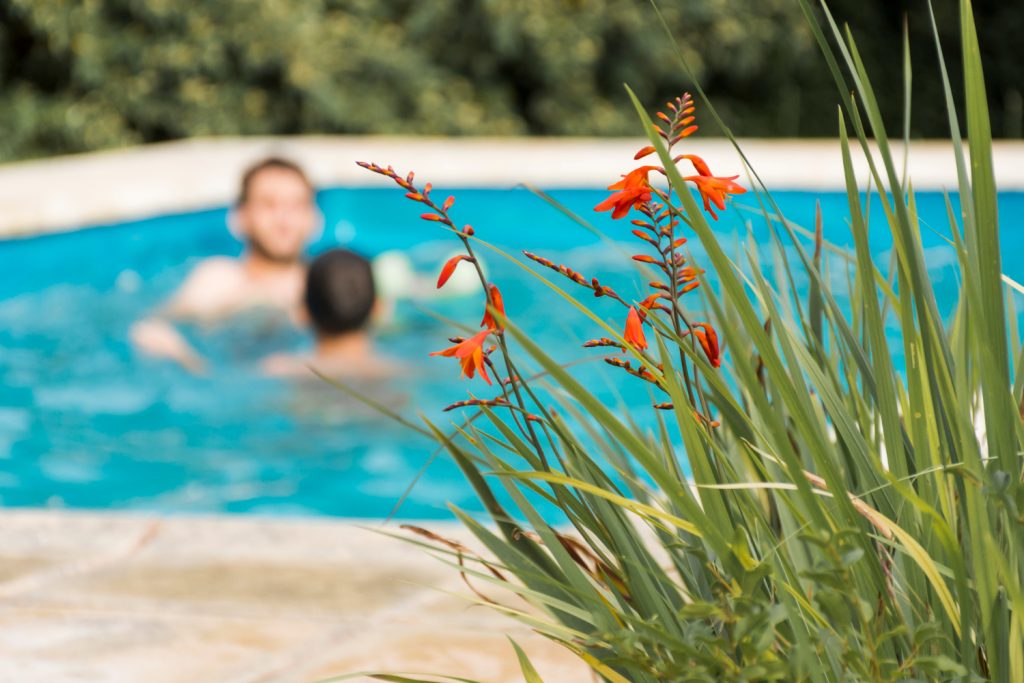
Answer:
130, 319, 207, 374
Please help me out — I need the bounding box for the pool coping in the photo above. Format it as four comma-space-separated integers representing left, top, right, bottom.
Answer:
3, 135, 1024, 239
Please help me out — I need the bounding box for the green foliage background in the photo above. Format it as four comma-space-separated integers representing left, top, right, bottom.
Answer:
0, 0, 1020, 162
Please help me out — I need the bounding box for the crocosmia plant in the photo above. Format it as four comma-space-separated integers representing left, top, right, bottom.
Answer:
348, 1, 1024, 680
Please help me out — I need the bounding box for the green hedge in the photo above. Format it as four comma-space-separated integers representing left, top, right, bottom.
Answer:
0, 0, 1020, 162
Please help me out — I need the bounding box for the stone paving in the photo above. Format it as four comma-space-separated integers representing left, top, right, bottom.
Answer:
0, 510, 590, 683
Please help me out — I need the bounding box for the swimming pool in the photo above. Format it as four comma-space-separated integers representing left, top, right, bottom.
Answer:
2, 187, 1022, 518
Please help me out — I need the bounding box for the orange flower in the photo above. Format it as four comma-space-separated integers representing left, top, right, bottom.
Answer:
623, 306, 647, 350
430, 328, 494, 384
687, 175, 746, 220
595, 166, 659, 220
692, 323, 721, 368
679, 154, 745, 220
480, 284, 506, 331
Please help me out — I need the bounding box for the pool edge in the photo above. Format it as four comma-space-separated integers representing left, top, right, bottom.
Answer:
4, 135, 1024, 238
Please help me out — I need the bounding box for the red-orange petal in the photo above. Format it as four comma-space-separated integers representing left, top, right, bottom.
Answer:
437, 255, 471, 289
680, 155, 712, 177
594, 193, 623, 213
480, 284, 506, 330
431, 328, 494, 384
624, 306, 648, 350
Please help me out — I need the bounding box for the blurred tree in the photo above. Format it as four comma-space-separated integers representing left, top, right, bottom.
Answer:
0, 0, 1019, 162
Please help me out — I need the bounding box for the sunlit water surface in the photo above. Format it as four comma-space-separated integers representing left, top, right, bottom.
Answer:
2, 187, 1022, 518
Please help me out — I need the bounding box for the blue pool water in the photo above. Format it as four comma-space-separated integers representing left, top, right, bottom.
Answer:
2, 187, 1023, 518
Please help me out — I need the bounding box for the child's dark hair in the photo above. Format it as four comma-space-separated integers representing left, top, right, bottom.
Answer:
305, 249, 376, 335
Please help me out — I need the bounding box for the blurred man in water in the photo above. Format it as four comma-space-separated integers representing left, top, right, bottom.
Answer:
131, 157, 318, 371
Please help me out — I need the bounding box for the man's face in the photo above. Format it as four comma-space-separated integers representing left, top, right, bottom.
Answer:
237, 167, 316, 263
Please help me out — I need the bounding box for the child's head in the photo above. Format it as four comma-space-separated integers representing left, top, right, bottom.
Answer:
304, 249, 376, 337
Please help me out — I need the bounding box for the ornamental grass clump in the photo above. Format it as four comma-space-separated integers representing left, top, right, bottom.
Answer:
342, 1, 1024, 681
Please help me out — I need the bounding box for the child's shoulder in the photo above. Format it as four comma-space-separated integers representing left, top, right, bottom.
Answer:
261, 352, 310, 377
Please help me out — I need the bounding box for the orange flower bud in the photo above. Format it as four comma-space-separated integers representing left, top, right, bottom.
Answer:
638, 294, 660, 310
443, 397, 511, 412
623, 306, 647, 350
680, 281, 701, 293
481, 284, 506, 331
634, 145, 656, 160
437, 255, 472, 289
692, 323, 721, 368
421, 213, 443, 222
694, 411, 720, 428
583, 337, 625, 349
523, 251, 554, 268
443, 196, 455, 211
632, 230, 658, 246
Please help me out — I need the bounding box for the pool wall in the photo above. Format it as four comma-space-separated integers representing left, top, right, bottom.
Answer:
3, 136, 1024, 238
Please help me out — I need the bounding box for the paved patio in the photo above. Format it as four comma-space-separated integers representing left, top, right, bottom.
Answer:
0, 510, 589, 682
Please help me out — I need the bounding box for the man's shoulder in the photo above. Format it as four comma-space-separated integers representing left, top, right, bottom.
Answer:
186, 256, 246, 284
164, 257, 248, 319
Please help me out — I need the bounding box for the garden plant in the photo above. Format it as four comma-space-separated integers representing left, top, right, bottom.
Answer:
338, 0, 1024, 680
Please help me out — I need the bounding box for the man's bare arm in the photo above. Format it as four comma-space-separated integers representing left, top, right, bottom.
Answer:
130, 258, 246, 372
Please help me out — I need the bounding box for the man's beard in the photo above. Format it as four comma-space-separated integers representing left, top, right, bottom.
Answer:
247, 234, 301, 265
